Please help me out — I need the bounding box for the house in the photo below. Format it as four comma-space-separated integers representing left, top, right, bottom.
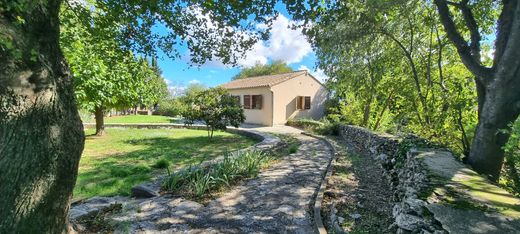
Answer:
220, 70, 328, 126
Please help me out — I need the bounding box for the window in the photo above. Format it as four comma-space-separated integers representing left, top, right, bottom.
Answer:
243, 95, 251, 109
304, 96, 311, 109
252, 95, 262, 109
297, 96, 311, 110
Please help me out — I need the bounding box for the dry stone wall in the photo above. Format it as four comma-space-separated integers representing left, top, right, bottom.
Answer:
337, 125, 446, 233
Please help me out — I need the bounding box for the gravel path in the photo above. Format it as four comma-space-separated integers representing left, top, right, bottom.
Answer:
185, 133, 332, 233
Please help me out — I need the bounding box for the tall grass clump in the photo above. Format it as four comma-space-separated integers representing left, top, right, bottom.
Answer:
162, 150, 268, 198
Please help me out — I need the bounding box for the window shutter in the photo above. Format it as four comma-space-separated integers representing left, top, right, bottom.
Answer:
252, 95, 262, 109
297, 96, 303, 109
244, 95, 251, 109
257, 95, 262, 109
304, 96, 311, 109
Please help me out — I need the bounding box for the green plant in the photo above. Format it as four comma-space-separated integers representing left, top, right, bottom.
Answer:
161, 150, 267, 199
288, 145, 298, 154
500, 118, 520, 196
182, 87, 246, 139
286, 118, 324, 130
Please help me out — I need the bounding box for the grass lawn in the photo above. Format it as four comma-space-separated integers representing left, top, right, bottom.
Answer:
74, 128, 258, 200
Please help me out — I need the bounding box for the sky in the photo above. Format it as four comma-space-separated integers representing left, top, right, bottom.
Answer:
153, 5, 328, 96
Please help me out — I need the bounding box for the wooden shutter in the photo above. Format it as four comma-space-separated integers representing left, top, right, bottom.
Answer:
252, 95, 262, 109
297, 96, 303, 109
243, 95, 251, 109
304, 96, 311, 109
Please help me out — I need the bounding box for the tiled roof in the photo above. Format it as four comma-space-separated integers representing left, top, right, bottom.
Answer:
220, 70, 307, 90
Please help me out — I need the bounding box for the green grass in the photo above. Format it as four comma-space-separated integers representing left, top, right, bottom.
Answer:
74, 128, 258, 200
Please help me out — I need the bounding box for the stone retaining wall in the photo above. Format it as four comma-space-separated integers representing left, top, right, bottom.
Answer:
337, 125, 446, 233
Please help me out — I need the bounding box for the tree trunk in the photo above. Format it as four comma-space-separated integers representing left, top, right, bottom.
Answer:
362, 96, 372, 127
468, 81, 520, 181
95, 106, 105, 136
0, 1, 85, 232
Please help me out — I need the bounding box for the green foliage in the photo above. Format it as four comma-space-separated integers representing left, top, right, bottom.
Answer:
288, 145, 299, 154
182, 87, 245, 138
156, 98, 185, 117
314, 120, 341, 136
295, 0, 479, 157
162, 150, 268, 198
286, 118, 340, 136
286, 118, 324, 129
60, 5, 168, 115
232, 60, 294, 80
501, 118, 520, 196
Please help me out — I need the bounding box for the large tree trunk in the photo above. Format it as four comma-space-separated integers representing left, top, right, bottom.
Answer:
468, 74, 520, 181
0, 0, 85, 232
94, 106, 105, 136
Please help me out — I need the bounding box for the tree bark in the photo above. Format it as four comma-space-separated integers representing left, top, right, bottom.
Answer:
0, 0, 85, 232
94, 106, 105, 136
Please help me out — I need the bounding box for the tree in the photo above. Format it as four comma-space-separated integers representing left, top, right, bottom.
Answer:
1, 0, 279, 231
433, 0, 520, 180
182, 87, 245, 139
288, 0, 478, 156
232, 60, 293, 80
0, 1, 85, 232
61, 5, 171, 135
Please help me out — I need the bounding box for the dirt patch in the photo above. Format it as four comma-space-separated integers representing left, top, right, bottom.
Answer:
322, 136, 394, 233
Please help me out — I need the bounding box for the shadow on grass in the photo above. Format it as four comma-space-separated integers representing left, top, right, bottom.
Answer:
75, 134, 256, 200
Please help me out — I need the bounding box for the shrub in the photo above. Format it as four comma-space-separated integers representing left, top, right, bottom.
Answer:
182, 87, 245, 139
286, 118, 324, 129
286, 118, 340, 136
501, 118, 520, 196
156, 98, 185, 117
314, 119, 341, 136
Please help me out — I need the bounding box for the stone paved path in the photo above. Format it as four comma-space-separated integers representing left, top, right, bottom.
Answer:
111, 128, 333, 233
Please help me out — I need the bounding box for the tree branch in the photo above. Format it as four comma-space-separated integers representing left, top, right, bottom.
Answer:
433, 0, 492, 81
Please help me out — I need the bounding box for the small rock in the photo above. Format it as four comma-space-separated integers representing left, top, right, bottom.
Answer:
395, 213, 426, 231
337, 216, 345, 223
350, 213, 362, 220
131, 185, 159, 198
356, 202, 364, 208
377, 154, 388, 162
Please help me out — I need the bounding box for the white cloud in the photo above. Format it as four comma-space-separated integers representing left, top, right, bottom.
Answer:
298, 65, 329, 83
188, 79, 201, 85
189, 14, 312, 68
238, 15, 312, 67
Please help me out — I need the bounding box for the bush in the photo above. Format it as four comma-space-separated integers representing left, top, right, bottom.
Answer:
314, 119, 341, 136
156, 98, 185, 117
286, 118, 340, 136
286, 118, 324, 129
182, 87, 245, 139
162, 150, 267, 198
501, 118, 520, 196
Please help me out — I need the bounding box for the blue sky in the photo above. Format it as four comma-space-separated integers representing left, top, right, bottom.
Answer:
153, 4, 327, 95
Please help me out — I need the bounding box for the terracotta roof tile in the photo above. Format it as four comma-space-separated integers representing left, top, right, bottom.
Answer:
220, 70, 307, 89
